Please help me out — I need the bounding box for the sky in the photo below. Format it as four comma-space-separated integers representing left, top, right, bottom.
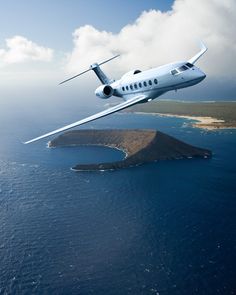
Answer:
0, 0, 236, 100
0, 0, 173, 50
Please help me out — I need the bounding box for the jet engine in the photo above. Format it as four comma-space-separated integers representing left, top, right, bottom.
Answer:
95, 85, 114, 99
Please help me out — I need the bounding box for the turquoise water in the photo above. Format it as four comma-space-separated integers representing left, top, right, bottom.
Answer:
0, 102, 235, 294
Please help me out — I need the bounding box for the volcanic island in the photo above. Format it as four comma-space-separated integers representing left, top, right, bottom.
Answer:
48, 129, 211, 171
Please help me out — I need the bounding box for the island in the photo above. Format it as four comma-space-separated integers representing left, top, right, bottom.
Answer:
126, 101, 236, 130
48, 129, 211, 171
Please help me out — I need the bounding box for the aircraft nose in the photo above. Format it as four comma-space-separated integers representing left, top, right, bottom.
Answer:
198, 71, 206, 81
187, 68, 206, 86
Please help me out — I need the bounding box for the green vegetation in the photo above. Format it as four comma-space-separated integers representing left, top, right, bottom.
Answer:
127, 101, 236, 128
128, 101, 236, 123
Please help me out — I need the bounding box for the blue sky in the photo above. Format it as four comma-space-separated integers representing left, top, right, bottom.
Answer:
0, 0, 235, 100
0, 0, 174, 50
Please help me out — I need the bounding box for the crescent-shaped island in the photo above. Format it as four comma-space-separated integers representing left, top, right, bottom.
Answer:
48, 129, 211, 171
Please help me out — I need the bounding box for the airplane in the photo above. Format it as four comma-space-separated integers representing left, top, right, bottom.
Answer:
24, 42, 207, 144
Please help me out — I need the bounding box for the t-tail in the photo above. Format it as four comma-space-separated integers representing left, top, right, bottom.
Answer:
59, 54, 119, 85
90, 63, 113, 84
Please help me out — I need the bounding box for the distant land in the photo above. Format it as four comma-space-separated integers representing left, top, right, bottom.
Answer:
49, 130, 211, 171
126, 101, 236, 130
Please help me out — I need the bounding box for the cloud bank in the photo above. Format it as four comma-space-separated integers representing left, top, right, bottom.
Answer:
66, 0, 236, 79
0, 36, 53, 65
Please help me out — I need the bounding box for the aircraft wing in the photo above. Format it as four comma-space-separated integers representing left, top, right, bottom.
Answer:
24, 95, 147, 144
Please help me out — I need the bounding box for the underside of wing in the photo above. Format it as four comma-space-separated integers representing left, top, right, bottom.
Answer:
24, 95, 147, 144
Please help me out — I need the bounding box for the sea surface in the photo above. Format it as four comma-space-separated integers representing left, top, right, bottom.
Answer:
0, 99, 236, 295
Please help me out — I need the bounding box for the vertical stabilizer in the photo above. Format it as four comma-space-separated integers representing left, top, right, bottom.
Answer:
90, 63, 113, 84
59, 54, 119, 85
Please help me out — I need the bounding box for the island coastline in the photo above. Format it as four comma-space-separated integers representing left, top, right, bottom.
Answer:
131, 111, 230, 130
49, 129, 211, 171
126, 101, 236, 130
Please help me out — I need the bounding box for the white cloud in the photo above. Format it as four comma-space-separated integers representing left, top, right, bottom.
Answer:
66, 0, 236, 79
0, 35, 53, 65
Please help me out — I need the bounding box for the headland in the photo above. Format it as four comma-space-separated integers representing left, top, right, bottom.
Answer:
49, 129, 211, 171
126, 101, 236, 130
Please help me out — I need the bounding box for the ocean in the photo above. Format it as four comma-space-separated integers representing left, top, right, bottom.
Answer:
0, 98, 235, 294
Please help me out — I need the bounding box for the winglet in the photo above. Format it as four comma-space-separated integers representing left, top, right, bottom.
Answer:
188, 41, 207, 64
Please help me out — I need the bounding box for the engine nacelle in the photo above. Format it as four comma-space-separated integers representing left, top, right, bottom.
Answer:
95, 84, 114, 99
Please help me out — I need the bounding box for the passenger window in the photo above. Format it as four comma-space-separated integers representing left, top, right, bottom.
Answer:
144, 81, 147, 87
122, 87, 125, 91
134, 84, 137, 89
154, 79, 158, 84
139, 82, 142, 88
126, 86, 129, 91
149, 80, 152, 86
130, 84, 133, 90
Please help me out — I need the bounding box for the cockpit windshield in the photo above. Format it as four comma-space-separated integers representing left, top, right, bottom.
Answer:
186, 62, 194, 68
178, 65, 188, 72
171, 63, 194, 75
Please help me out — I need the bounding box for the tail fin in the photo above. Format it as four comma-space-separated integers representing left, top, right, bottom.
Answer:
59, 54, 120, 85
90, 63, 113, 84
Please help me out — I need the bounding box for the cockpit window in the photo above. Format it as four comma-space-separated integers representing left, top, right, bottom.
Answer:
171, 64, 191, 75
178, 65, 188, 72
186, 63, 194, 68
171, 69, 178, 75
134, 70, 142, 74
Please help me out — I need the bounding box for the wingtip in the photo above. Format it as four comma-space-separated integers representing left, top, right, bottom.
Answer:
23, 138, 38, 144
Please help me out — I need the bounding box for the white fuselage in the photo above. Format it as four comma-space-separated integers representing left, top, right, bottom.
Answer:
24, 46, 208, 144
95, 61, 206, 102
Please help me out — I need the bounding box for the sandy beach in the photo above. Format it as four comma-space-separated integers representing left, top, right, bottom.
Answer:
132, 111, 236, 130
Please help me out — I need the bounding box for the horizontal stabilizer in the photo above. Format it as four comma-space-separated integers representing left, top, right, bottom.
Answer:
59, 54, 120, 85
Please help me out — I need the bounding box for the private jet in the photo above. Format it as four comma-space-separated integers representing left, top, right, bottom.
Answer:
24, 42, 207, 144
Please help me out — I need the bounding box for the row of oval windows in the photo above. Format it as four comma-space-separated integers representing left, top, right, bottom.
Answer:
122, 78, 158, 92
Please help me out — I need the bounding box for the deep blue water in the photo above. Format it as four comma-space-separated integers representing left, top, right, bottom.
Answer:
0, 101, 236, 294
